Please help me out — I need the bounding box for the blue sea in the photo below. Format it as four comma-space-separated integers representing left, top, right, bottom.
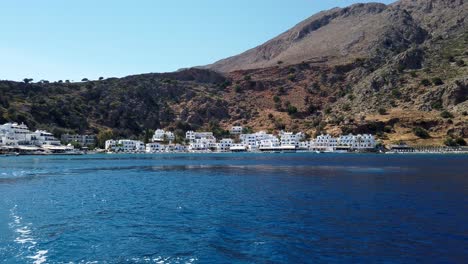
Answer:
0, 153, 467, 263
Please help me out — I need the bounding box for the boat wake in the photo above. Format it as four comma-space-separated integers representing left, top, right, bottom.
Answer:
9, 205, 48, 264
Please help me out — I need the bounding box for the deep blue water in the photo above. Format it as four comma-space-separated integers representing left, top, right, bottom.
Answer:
0, 153, 467, 263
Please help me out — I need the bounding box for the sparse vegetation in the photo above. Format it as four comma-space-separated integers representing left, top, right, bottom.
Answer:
378, 108, 387, 115
413, 127, 430, 139
440, 110, 454, 119
432, 77, 443, 86
456, 59, 465, 67
391, 89, 402, 98
420, 79, 431, 86
456, 137, 467, 146
287, 105, 298, 115
444, 137, 457, 147
431, 102, 443, 110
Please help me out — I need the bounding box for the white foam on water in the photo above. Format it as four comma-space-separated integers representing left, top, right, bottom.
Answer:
127, 256, 198, 264
27, 250, 48, 264
9, 205, 49, 264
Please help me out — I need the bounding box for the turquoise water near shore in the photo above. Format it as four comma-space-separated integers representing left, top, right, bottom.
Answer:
0, 153, 467, 263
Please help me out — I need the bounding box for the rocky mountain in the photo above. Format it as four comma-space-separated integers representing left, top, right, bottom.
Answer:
206, 0, 466, 72
1, 0, 467, 146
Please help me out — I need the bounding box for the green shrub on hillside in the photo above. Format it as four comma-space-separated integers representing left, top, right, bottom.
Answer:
420, 79, 431, 86
440, 110, 454, 118
432, 77, 443, 86
444, 137, 457, 146
413, 127, 430, 138
287, 105, 298, 115
431, 102, 443, 110
456, 137, 467, 146
273, 95, 281, 103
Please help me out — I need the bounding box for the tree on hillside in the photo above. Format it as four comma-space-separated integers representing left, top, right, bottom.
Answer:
413, 127, 430, 139
97, 129, 114, 148
23, 78, 33, 84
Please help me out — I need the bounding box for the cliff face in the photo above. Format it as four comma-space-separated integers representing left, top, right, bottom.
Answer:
1, 0, 467, 146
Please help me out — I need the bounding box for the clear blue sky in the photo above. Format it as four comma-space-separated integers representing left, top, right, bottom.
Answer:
1, 0, 395, 82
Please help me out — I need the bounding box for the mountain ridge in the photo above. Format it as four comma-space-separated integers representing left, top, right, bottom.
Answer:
203, 0, 465, 72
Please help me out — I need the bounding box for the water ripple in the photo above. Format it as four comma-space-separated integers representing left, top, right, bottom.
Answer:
9, 205, 49, 264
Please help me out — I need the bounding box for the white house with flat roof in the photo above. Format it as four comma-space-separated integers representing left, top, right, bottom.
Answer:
240, 131, 278, 151
0, 122, 64, 147
34, 130, 61, 146
311, 134, 338, 151
119, 140, 145, 153
338, 134, 376, 150
186, 131, 217, 151
105, 139, 145, 153
146, 142, 164, 153
279, 131, 305, 147
230, 144, 248, 152
152, 129, 175, 143
186, 131, 214, 142
61, 134, 96, 146
217, 138, 233, 152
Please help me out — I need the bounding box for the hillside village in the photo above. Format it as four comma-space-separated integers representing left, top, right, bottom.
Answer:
3, 120, 467, 155
104, 127, 376, 153
1, 121, 380, 154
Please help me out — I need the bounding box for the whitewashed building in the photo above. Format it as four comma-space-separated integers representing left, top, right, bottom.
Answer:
279, 131, 305, 147
105, 139, 145, 153
311, 134, 338, 151
338, 134, 376, 150
298, 141, 312, 150
165, 144, 186, 152
240, 131, 278, 151
186, 131, 214, 142
217, 138, 233, 152
146, 142, 164, 153
105, 140, 118, 151
0, 122, 32, 145
186, 131, 217, 151
0, 122, 63, 147
61, 134, 96, 146
152, 129, 175, 143
119, 140, 145, 153
230, 144, 248, 152
188, 137, 217, 151
34, 130, 61, 146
